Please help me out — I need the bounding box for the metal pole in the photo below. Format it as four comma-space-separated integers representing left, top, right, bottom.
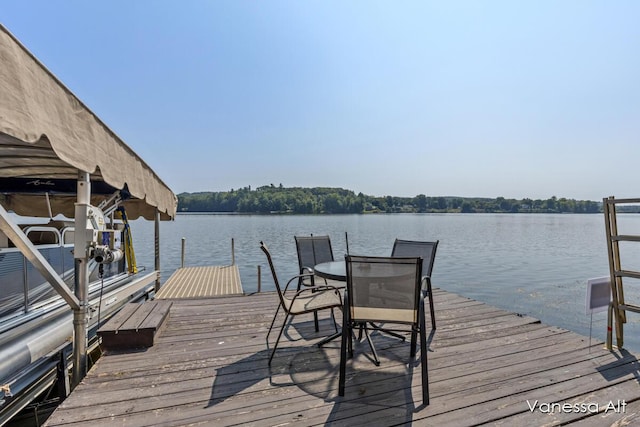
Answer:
72, 171, 90, 388
154, 209, 160, 292
231, 238, 235, 265
257, 265, 261, 293
181, 237, 186, 268
345, 231, 349, 255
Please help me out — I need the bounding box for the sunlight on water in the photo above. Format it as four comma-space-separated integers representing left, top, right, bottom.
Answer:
129, 213, 640, 352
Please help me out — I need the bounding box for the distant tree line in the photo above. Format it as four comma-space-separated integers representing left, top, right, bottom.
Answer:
177, 185, 603, 214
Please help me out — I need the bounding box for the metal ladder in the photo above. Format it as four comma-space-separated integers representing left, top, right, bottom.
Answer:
603, 196, 640, 349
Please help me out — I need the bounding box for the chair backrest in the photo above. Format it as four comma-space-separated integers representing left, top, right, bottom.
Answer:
295, 235, 334, 273
260, 242, 287, 308
345, 255, 422, 325
391, 239, 438, 278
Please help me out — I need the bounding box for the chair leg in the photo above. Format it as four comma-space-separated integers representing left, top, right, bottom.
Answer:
348, 322, 354, 358
363, 325, 380, 366
311, 288, 318, 332
268, 313, 290, 365
316, 304, 343, 347
339, 294, 350, 397
266, 304, 281, 343
369, 322, 406, 341
331, 308, 338, 333
313, 311, 319, 332
420, 333, 429, 404
419, 295, 430, 406
420, 325, 429, 405
410, 328, 418, 357
298, 272, 319, 332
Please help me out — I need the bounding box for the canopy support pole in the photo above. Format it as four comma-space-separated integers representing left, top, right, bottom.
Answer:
154, 209, 161, 292
72, 171, 90, 387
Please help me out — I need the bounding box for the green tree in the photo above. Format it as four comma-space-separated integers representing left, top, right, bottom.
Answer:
544, 196, 558, 212
437, 197, 447, 210
461, 201, 475, 213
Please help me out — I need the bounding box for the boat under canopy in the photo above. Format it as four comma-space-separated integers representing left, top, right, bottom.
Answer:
0, 23, 177, 424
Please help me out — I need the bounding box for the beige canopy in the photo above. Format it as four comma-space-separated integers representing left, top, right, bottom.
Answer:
0, 24, 177, 220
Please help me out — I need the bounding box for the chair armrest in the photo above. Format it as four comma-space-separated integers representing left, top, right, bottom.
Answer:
285, 273, 315, 292
291, 283, 343, 306
298, 267, 316, 287
287, 273, 342, 297
295, 283, 342, 294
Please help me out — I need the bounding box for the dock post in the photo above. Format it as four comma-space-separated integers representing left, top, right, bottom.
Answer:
231, 238, 235, 265
181, 237, 186, 268
56, 347, 71, 399
257, 265, 261, 293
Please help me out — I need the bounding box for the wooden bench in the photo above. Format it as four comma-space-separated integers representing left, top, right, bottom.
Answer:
97, 300, 172, 351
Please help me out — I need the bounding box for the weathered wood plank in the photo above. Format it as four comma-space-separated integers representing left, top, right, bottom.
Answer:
138, 300, 172, 330
118, 304, 155, 331
96, 303, 139, 332
44, 291, 640, 427
97, 301, 172, 351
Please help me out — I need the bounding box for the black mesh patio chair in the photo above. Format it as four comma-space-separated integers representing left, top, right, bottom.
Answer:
295, 235, 339, 331
295, 235, 335, 287
338, 255, 429, 406
391, 239, 439, 329
260, 241, 343, 365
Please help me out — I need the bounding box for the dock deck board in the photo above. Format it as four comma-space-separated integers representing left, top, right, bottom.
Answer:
44, 289, 640, 426
155, 265, 242, 298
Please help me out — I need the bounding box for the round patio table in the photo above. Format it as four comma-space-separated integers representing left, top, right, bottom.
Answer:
313, 261, 346, 282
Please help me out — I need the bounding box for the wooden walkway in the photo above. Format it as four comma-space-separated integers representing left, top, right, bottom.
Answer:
44, 289, 640, 426
155, 265, 242, 298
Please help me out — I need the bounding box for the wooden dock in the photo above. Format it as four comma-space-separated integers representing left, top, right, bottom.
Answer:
155, 265, 242, 298
44, 289, 640, 426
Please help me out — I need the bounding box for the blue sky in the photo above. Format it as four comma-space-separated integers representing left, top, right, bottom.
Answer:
3, 1, 639, 201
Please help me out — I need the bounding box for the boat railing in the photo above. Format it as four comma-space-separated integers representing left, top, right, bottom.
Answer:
22, 226, 61, 246
61, 227, 75, 245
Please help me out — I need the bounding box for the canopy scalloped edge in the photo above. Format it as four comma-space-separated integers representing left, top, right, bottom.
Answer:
0, 24, 177, 220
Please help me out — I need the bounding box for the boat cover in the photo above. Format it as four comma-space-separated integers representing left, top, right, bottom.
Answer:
0, 24, 177, 220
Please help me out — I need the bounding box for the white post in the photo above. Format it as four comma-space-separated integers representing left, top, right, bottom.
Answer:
72, 171, 90, 387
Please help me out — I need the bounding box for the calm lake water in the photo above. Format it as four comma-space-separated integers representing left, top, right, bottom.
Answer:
129, 213, 640, 352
